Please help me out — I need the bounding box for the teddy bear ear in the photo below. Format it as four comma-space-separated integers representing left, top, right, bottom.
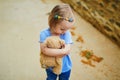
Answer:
59, 40, 65, 48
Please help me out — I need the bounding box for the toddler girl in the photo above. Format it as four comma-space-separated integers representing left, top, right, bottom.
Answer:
39, 3, 75, 80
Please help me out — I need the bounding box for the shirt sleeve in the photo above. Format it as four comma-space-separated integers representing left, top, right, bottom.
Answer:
39, 31, 47, 43
64, 31, 73, 44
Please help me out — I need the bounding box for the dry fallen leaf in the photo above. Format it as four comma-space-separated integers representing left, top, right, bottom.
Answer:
70, 30, 76, 36
76, 35, 84, 43
71, 26, 76, 30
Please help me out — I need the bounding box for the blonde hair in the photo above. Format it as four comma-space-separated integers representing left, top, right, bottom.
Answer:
48, 4, 74, 30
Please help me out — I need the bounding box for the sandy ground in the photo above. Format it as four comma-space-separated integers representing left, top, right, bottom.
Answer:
0, 0, 120, 80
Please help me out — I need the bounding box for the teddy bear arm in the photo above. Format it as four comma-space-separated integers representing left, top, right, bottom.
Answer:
53, 63, 62, 75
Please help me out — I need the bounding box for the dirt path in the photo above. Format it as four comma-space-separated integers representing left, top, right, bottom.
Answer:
0, 0, 120, 80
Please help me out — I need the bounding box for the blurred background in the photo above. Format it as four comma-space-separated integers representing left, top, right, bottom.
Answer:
0, 0, 120, 80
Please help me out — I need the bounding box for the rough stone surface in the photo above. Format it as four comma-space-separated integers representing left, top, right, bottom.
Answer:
61, 0, 120, 47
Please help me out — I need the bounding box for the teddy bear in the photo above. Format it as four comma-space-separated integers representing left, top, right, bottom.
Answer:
40, 36, 65, 75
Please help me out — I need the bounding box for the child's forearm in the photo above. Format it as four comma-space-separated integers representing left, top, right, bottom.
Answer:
42, 44, 71, 57
42, 48, 66, 57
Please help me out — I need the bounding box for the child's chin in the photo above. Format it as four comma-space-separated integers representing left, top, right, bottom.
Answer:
61, 32, 65, 34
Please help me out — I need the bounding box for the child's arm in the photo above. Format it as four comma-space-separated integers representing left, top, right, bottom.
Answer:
40, 43, 71, 57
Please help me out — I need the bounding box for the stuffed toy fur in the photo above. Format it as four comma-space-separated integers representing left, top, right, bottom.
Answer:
40, 36, 65, 75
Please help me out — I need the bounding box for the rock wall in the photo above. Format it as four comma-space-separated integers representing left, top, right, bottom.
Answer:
61, 0, 120, 47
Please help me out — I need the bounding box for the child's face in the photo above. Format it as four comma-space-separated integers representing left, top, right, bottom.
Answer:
53, 20, 74, 35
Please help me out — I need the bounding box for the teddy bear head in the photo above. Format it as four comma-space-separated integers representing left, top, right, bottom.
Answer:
45, 36, 65, 49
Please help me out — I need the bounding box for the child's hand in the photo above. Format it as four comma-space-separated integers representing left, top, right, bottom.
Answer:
40, 43, 47, 53
62, 44, 71, 55
57, 44, 70, 58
